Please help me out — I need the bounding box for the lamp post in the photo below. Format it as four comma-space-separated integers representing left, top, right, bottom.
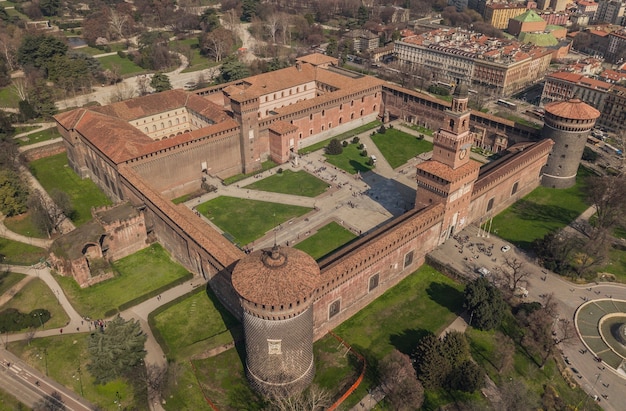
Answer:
34, 312, 44, 328
76, 364, 83, 396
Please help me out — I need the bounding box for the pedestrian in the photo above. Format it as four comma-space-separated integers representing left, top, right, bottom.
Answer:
60, 329, 63, 334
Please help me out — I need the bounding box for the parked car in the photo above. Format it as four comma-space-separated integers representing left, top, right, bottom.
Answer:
501, 245, 511, 252
476, 267, 490, 277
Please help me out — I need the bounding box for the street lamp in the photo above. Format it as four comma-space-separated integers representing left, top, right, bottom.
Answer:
34, 313, 44, 328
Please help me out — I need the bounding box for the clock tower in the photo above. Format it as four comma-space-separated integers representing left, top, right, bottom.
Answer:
415, 81, 481, 243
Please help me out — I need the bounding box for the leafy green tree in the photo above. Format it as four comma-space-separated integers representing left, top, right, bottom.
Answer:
217, 58, 250, 83
446, 360, 485, 392
0, 5, 9, 22
357, 5, 369, 25
200, 8, 221, 32
17, 35, 68, 72
464, 277, 508, 331
326, 38, 338, 57
33, 390, 65, 410
241, 0, 257, 22
441, 330, 470, 367
0, 112, 14, 139
0, 169, 29, 217
39, 0, 61, 16
0, 56, 9, 87
150, 72, 172, 92
326, 138, 343, 155
412, 334, 450, 390
87, 316, 147, 385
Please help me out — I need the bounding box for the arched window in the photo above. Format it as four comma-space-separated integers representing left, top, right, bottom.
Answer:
322, 110, 325, 116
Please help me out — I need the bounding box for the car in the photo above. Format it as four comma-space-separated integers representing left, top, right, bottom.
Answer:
501, 245, 511, 253
476, 267, 490, 277
183, 81, 196, 90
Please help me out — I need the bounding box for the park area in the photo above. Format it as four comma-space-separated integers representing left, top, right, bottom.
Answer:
244, 169, 329, 197
29, 153, 112, 226
55, 243, 191, 318
196, 196, 311, 246
371, 128, 433, 169
294, 221, 357, 260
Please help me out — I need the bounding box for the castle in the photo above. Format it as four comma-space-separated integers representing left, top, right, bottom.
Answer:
53, 54, 598, 394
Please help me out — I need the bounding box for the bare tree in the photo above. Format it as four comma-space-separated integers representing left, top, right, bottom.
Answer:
109, 9, 129, 40
136, 75, 150, 96
584, 175, 626, 240
10, 78, 29, 101
492, 332, 515, 374
265, 384, 331, 411
26, 328, 36, 345
379, 350, 425, 410
554, 318, 576, 345
265, 13, 281, 44
498, 379, 538, 411
500, 257, 529, 291
146, 363, 167, 394
110, 82, 136, 103
200, 28, 234, 62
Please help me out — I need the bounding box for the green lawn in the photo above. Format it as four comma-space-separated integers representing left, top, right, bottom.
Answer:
324, 143, 375, 174
0, 388, 24, 410
197, 196, 311, 246
55, 244, 191, 318
244, 170, 329, 197
599, 247, 626, 283
371, 129, 433, 168
14, 125, 41, 134
223, 160, 277, 185
1, 278, 70, 330
3, 212, 47, 238
298, 120, 381, 155
29, 153, 112, 226
334, 265, 464, 409
494, 111, 542, 129
96, 54, 147, 76
150, 287, 239, 361
0, 238, 47, 265
16, 127, 61, 146
490, 168, 591, 249
294, 222, 357, 260
0, 86, 19, 109
8, 336, 142, 410
0, 271, 26, 297
170, 38, 217, 73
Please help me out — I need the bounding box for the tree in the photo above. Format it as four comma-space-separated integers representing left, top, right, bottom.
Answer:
265, 384, 331, 410
217, 58, 250, 83
28, 190, 54, 237
33, 391, 65, 411
516, 294, 558, 367
500, 257, 529, 291
492, 332, 515, 374
326, 138, 343, 155
39, 0, 61, 16
446, 360, 485, 392
584, 175, 626, 239
150, 72, 172, 92
357, 5, 369, 25
379, 350, 424, 410
412, 334, 450, 390
87, 316, 147, 385
441, 330, 470, 367
499, 379, 538, 411
0, 169, 28, 217
17, 34, 67, 73
200, 8, 221, 32
464, 277, 508, 331
200, 27, 234, 62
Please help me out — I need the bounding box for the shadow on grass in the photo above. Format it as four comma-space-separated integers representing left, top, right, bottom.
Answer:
426, 282, 464, 315
512, 200, 580, 226
349, 159, 373, 173
389, 328, 431, 356
349, 344, 379, 387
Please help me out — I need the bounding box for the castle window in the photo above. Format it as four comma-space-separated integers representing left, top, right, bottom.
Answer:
487, 197, 494, 212
360, 109, 364, 116
329, 300, 341, 319
373, 105, 377, 112
369, 273, 380, 292
176, 118, 179, 124
361, 97, 365, 103
351, 113, 354, 120
511, 182, 519, 195
351, 100, 354, 107
153, 125, 157, 132
304, 85, 307, 91
328, 122, 332, 128
144, 127, 148, 133
340, 104, 343, 110
404, 251, 414, 268
310, 114, 313, 120
322, 110, 325, 117
310, 129, 313, 135
339, 117, 342, 124
268, 339, 282, 355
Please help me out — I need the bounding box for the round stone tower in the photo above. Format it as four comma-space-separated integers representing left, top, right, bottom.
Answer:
541, 99, 600, 189
231, 245, 320, 397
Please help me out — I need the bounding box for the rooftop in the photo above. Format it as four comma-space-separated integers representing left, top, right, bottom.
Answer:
544, 98, 600, 120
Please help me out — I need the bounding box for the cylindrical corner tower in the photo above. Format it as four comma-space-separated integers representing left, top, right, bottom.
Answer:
231, 245, 320, 397
541, 99, 600, 189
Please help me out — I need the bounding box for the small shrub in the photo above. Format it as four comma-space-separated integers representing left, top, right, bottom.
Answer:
357, 143, 364, 149
367, 158, 375, 166
277, 167, 283, 174
418, 134, 424, 140
378, 124, 386, 134
352, 136, 360, 144
117, 50, 126, 58
342, 141, 348, 147
361, 150, 368, 157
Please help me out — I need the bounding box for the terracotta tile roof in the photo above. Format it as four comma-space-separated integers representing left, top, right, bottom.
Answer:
55, 109, 87, 131
91, 90, 189, 120
416, 159, 481, 182
296, 53, 338, 66
269, 120, 297, 135
232, 246, 320, 306
119, 165, 243, 266
544, 98, 600, 120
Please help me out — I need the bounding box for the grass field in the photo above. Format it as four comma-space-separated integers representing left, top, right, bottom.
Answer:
490, 168, 591, 249
170, 38, 217, 73
334, 265, 465, 409
16, 127, 62, 146
0, 389, 24, 410
494, 111, 542, 129
96, 54, 147, 76
1, 278, 70, 330
371, 129, 433, 168
8, 336, 141, 410
196, 196, 311, 246
14, 125, 40, 134
294, 222, 357, 260
244, 170, 329, 197
55, 244, 190, 318
298, 120, 382, 155
0, 86, 19, 109
151, 287, 239, 361
0, 237, 47, 265
0, 271, 26, 297
3, 212, 47, 238
29, 153, 112, 226
324, 143, 375, 174
223, 160, 277, 185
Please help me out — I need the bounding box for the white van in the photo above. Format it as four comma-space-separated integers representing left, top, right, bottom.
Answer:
370, 155, 377, 163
